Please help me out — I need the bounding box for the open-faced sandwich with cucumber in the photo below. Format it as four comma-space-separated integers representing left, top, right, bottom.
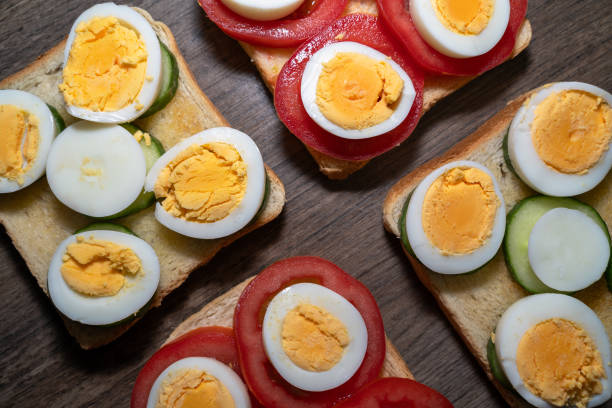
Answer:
0, 2, 285, 349
131, 256, 454, 408
383, 81, 612, 407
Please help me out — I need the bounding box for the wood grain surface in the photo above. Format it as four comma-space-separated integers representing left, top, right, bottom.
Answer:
0, 1, 610, 407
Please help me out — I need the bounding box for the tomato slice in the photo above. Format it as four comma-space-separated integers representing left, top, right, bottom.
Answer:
197, 0, 349, 48
333, 377, 454, 408
130, 326, 261, 408
377, 0, 528, 76
274, 14, 424, 161
234, 256, 386, 408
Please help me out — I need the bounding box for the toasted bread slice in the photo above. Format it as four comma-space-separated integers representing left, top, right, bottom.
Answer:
0, 8, 286, 349
164, 276, 413, 379
382, 89, 612, 407
237, 0, 532, 179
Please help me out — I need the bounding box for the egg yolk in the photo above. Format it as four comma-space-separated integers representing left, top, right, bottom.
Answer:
316, 52, 403, 130
432, 0, 493, 35
281, 303, 350, 372
422, 167, 499, 255
0, 104, 39, 185
60, 236, 142, 297
516, 318, 606, 408
59, 16, 148, 112
154, 143, 247, 223
156, 369, 235, 408
532, 90, 612, 174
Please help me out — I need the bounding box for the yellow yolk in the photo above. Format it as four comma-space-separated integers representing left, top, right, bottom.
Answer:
153, 143, 247, 223
532, 90, 612, 174
133, 130, 152, 146
432, 0, 493, 35
156, 369, 235, 408
422, 167, 499, 255
316, 52, 403, 130
0, 104, 39, 185
281, 303, 350, 372
59, 16, 148, 112
60, 236, 142, 297
517, 318, 606, 408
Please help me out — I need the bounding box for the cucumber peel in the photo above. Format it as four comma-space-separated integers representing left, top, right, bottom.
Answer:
487, 335, 513, 390
398, 191, 416, 257
75, 222, 137, 236
141, 39, 178, 118
501, 127, 519, 178
248, 174, 271, 226
46, 103, 66, 134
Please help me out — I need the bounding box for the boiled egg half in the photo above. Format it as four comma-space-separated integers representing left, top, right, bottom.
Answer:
301, 41, 416, 139
48, 229, 160, 326
144, 127, 266, 239
507, 82, 612, 196
405, 160, 506, 274
219, 0, 305, 21
262, 283, 368, 392
59, 2, 162, 123
410, 0, 510, 58
495, 294, 611, 408
0, 90, 58, 193
146, 357, 251, 408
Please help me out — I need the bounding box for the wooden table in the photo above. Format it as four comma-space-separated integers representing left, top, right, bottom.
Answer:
0, 1, 610, 406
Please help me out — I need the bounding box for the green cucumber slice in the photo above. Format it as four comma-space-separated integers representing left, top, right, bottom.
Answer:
503, 195, 611, 293
398, 191, 416, 257
487, 335, 513, 390
75, 222, 136, 236
141, 40, 178, 118
501, 127, 519, 178
97, 124, 165, 220
46, 103, 66, 134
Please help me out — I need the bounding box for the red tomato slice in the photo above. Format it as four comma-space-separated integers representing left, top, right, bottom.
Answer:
377, 0, 528, 76
333, 377, 455, 407
274, 14, 424, 161
234, 256, 386, 408
130, 326, 261, 408
197, 0, 349, 47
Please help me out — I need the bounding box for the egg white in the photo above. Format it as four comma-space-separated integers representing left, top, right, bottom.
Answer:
46, 121, 147, 217
146, 357, 251, 408
300, 41, 416, 140
0, 90, 57, 193
144, 127, 266, 239
495, 294, 612, 408
409, 0, 510, 58
62, 2, 162, 123
262, 283, 368, 392
508, 82, 612, 197
405, 160, 506, 274
48, 229, 160, 326
219, 0, 304, 21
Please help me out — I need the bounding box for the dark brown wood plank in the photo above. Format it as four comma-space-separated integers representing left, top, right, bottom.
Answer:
0, 0, 610, 406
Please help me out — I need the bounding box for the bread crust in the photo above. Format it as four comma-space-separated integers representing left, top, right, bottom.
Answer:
382, 87, 612, 407
0, 8, 286, 349
236, 0, 532, 179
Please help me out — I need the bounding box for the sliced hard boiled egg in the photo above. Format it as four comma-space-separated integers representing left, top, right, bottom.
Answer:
0, 90, 57, 193
48, 229, 160, 326
410, 0, 510, 58
495, 294, 611, 408
300, 41, 416, 140
219, 0, 305, 21
405, 160, 506, 274
147, 357, 251, 408
508, 82, 612, 197
527, 208, 610, 292
46, 121, 147, 217
262, 283, 368, 392
144, 127, 266, 239
60, 2, 162, 123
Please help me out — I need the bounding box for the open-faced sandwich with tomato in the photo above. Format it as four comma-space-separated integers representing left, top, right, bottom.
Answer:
197, 0, 531, 178
132, 256, 454, 407
383, 82, 612, 407
0, 3, 286, 349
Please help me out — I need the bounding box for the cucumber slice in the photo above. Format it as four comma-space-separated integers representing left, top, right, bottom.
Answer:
487, 335, 513, 390
248, 173, 271, 226
141, 40, 178, 118
46, 104, 66, 134
398, 191, 416, 257
501, 127, 518, 178
503, 195, 611, 293
75, 222, 136, 236
98, 124, 165, 220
